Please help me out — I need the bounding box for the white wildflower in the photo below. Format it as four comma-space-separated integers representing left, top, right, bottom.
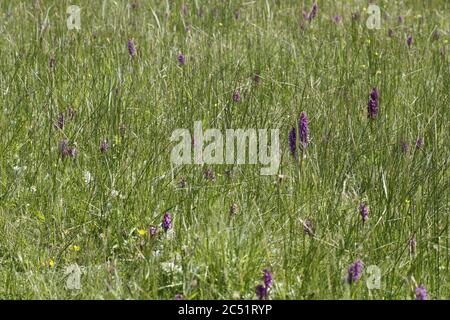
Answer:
84, 171, 92, 185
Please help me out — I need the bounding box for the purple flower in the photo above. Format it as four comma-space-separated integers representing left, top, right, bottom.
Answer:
55, 112, 64, 130
162, 212, 172, 231
59, 139, 76, 159
370, 87, 379, 101
128, 39, 136, 57
407, 35, 413, 48
256, 284, 268, 300
401, 141, 409, 154
398, 16, 404, 24
232, 89, 241, 102
178, 53, 185, 65
175, 293, 184, 300
388, 28, 394, 37
100, 140, 109, 153
59, 139, 69, 156
359, 203, 368, 223
367, 87, 379, 119
263, 269, 272, 288
415, 285, 427, 300
235, 10, 241, 19
148, 226, 157, 237
256, 268, 272, 299
205, 168, 216, 181
302, 11, 309, 20
288, 127, 296, 158
347, 260, 363, 284
68, 147, 77, 158
333, 15, 342, 24
415, 138, 424, 148
299, 112, 309, 149
308, 3, 318, 21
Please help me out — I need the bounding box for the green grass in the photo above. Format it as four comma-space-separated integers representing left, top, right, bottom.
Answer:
0, 0, 448, 299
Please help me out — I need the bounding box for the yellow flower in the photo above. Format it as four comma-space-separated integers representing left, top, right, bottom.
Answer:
137, 229, 146, 236
49, 259, 55, 268
71, 245, 81, 252
444, 39, 448, 44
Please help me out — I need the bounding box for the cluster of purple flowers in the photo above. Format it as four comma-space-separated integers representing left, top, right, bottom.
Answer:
347, 260, 363, 284
128, 39, 137, 57
415, 285, 427, 300
55, 112, 65, 130
148, 226, 158, 237
54, 106, 75, 130
205, 168, 216, 181
288, 127, 296, 158
232, 89, 241, 103
178, 53, 185, 66
401, 137, 424, 154
359, 203, 369, 223
288, 112, 309, 158
303, 3, 318, 22
407, 35, 413, 48
415, 138, 424, 148
100, 140, 109, 153
401, 141, 409, 154
299, 112, 309, 149
256, 269, 272, 300
162, 212, 172, 231
59, 139, 77, 159
401, 138, 424, 155
367, 87, 379, 119
333, 15, 342, 24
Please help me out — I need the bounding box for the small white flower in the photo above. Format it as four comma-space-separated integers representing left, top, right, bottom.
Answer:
13, 165, 21, 176
111, 189, 119, 198
30, 186, 37, 193
153, 250, 161, 258
161, 261, 182, 275
165, 228, 175, 240
83, 171, 92, 185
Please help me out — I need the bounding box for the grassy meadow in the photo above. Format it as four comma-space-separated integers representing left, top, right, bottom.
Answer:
0, 0, 449, 299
